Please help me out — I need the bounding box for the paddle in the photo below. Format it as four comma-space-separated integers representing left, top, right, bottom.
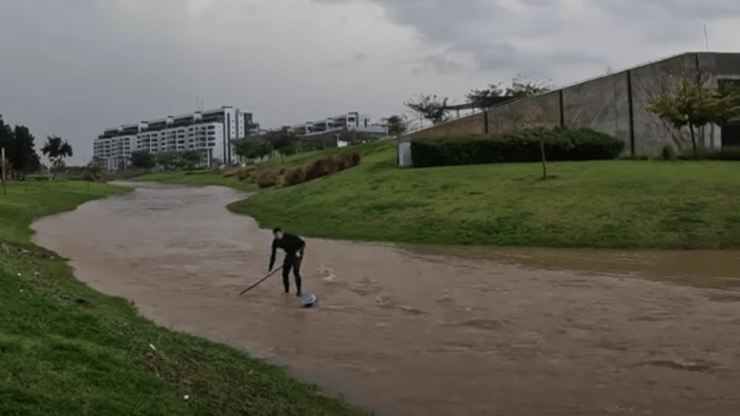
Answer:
239, 265, 284, 296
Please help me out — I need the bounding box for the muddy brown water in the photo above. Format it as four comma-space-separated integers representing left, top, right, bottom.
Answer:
31, 182, 740, 416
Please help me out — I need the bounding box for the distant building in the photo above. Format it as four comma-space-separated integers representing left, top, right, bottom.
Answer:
93, 106, 260, 169
291, 112, 388, 139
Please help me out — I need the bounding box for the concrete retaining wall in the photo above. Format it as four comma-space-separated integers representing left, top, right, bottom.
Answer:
402, 52, 740, 159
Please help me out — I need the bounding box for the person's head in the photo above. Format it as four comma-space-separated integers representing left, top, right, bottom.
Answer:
273, 228, 283, 240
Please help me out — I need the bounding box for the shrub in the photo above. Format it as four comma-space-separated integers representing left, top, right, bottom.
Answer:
661, 145, 675, 160
80, 170, 97, 181
348, 152, 361, 167
236, 169, 251, 181
257, 170, 279, 188
409, 128, 625, 168
222, 169, 237, 178
677, 147, 740, 160
303, 160, 323, 181
711, 148, 740, 160
318, 157, 337, 176
283, 167, 306, 186
334, 155, 348, 171
620, 155, 650, 160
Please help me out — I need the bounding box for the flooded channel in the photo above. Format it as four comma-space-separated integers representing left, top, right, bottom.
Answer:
31, 182, 740, 416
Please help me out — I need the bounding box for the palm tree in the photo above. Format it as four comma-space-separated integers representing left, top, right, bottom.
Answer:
42, 136, 73, 179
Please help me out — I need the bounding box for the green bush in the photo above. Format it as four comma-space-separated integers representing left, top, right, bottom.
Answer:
80, 170, 97, 181
409, 128, 625, 168
677, 148, 740, 160
661, 145, 675, 160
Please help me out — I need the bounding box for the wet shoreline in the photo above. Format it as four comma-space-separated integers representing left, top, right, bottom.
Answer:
31, 182, 740, 416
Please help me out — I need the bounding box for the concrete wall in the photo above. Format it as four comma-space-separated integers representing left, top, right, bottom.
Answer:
486, 90, 561, 133
404, 112, 487, 140
402, 52, 740, 158
561, 72, 631, 151
629, 54, 695, 155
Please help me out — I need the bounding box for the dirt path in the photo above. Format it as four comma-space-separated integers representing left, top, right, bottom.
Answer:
32, 182, 740, 416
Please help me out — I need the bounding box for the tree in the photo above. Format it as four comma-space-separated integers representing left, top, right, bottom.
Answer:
130, 150, 156, 169
467, 77, 551, 110
11, 126, 41, 177
505, 76, 552, 98
0, 116, 41, 180
466, 83, 505, 108
235, 139, 272, 160
264, 127, 299, 156
87, 158, 104, 179
180, 150, 201, 169
645, 76, 740, 159
404, 94, 449, 125
42, 136, 73, 178
154, 150, 202, 170
382, 115, 408, 137
0, 115, 13, 151
154, 151, 177, 169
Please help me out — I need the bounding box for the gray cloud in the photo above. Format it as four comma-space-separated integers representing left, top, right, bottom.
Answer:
314, 0, 736, 77
314, 0, 606, 75
594, 0, 740, 21
330, 52, 369, 67
2, 0, 739, 165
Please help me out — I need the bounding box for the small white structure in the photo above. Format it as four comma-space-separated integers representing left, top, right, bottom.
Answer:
93, 106, 260, 169
398, 140, 413, 167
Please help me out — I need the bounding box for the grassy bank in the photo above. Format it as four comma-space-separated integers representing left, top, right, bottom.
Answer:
225, 141, 740, 249
132, 170, 257, 191
0, 180, 366, 415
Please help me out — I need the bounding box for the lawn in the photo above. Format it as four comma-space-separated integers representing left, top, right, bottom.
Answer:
226, 141, 740, 249
0, 179, 367, 415
131, 169, 256, 191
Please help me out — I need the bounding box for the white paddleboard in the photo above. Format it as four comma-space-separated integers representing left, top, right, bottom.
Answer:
300, 291, 318, 308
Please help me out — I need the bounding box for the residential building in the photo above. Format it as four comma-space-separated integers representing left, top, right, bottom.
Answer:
93, 106, 260, 169
291, 112, 388, 139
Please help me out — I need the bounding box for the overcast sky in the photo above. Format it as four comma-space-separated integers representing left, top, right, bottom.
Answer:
1, 0, 738, 165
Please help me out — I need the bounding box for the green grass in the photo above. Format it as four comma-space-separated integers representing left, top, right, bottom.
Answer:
225, 140, 740, 249
132, 170, 257, 191
0, 180, 367, 415
130, 141, 740, 249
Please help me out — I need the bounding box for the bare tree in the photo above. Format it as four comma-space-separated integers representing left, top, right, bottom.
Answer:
404, 94, 449, 125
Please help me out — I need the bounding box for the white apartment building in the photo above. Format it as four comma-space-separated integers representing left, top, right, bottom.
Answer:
291, 112, 388, 138
93, 106, 260, 169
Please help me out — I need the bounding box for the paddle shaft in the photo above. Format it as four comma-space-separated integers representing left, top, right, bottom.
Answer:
240, 265, 284, 295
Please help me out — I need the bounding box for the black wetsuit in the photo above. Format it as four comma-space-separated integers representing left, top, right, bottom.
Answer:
269, 233, 306, 294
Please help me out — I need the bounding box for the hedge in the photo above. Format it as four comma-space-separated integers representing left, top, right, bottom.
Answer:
252, 151, 362, 189
409, 128, 625, 168
677, 148, 740, 161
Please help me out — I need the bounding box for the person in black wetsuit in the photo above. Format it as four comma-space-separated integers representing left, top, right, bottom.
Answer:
269, 228, 306, 296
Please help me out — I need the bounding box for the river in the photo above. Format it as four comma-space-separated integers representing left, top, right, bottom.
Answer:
31, 182, 740, 416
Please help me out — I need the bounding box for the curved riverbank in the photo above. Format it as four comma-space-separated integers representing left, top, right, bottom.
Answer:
29, 181, 740, 416
136, 141, 740, 249
1, 180, 366, 416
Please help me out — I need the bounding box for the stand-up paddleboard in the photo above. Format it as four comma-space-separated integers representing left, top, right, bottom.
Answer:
300, 291, 319, 308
